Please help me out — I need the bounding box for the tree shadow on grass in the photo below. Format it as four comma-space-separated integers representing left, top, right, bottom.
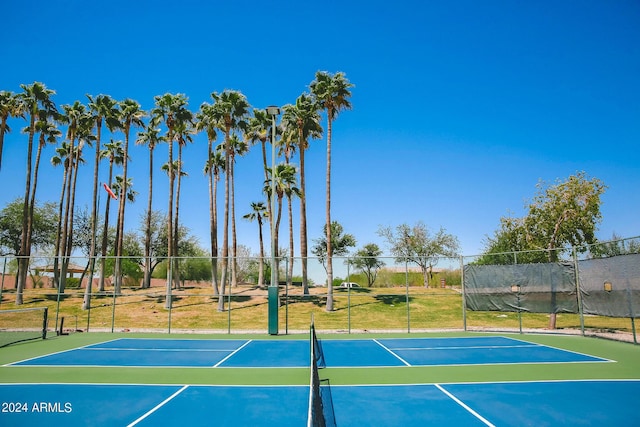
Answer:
374, 294, 414, 305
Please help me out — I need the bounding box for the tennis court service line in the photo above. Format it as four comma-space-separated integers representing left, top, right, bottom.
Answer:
386, 344, 540, 351
126, 385, 189, 427
213, 339, 252, 367
434, 383, 495, 427
372, 339, 411, 366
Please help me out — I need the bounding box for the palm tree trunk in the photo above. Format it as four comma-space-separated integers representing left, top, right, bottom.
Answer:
173, 148, 183, 290
230, 156, 238, 288
208, 154, 219, 295
99, 163, 115, 292
287, 194, 294, 288
53, 159, 68, 292
16, 115, 36, 305
64, 146, 83, 286
298, 132, 309, 294
258, 218, 265, 287
114, 129, 130, 294
84, 123, 101, 308
58, 136, 76, 295
165, 135, 175, 309
325, 116, 334, 311
143, 147, 154, 289
218, 134, 231, 312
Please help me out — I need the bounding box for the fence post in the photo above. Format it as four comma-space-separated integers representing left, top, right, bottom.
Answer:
405, 260, 410, 333
167, 258, 173, 334
460, 256, 467, 331
347, 258, 352, 334
572, 248, 585, 336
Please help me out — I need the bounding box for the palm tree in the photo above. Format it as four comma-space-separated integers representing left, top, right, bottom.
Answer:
281, 94, 323, 294
172, 120, 194, 289
98, 139, 125, 291
209, 90, 250, 311
84, 94, 120, 308
196, 103, 220, 295
246, 108, 271, 183
264, 163, 299, 284
15, 82, 57, 304
0, 91, 22, 171
228, 134, 249, 288
111, 174, 137, 294
136, 125, 162, 289
161, 159, 189, 289
57, 101, 92, 293
50, 140, 74, 293
151, 93, 192, 307
114, 99, 145, 292
30, 115, 61, 250
309, 71, 353, 310
278, 115, 301, 290
283, 167, 302, 288
243, 201, 268, 287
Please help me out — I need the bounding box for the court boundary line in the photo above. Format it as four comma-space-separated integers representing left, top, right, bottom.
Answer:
434, 383, 496, 427
372, 339, 411, 366
126, 385, 189, 427
214, 339, 253, 367
322, 378, 640, 388
503, 336, 616, 363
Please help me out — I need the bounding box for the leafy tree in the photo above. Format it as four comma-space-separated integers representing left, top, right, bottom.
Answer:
589, 234, 640, 258
524, 171, 606, 261
349, 244, 385, 287
477, 216, 548, 265
481, 173, 607, 265
378, 222, 460, 287
0, 199, 57, 256
312, 221, 356, 284
310, 71, 353, 310
478, 172, 606, 328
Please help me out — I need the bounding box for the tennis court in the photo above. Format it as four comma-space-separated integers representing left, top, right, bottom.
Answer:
1, 332, 639, 426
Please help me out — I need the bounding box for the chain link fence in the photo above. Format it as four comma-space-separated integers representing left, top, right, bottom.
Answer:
1, 237, 638, 344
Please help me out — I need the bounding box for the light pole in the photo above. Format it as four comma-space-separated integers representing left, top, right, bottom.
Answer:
266, 105, 280, 335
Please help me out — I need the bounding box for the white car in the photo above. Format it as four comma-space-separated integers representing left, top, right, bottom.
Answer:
339, 282, 360, 288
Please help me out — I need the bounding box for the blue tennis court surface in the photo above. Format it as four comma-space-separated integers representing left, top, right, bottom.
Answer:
1, 380, 638, 426
1, 336, 635, 426
7, 336, 609, 367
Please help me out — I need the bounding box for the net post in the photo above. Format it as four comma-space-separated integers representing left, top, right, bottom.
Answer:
42, 307, 48, 340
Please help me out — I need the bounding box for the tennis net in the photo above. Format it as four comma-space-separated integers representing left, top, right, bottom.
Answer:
308, 320, 327, 427
0, 307, 48, 348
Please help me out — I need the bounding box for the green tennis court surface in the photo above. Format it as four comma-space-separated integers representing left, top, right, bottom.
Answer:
1, 332, 639, 426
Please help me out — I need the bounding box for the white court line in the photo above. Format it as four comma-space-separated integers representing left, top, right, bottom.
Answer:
435, 383, 496, 427
126, 385, 189, 427
83, 347, 234, 352
373, 339, 411, 366
214, 339, 253, 367
389, 344, 540, 351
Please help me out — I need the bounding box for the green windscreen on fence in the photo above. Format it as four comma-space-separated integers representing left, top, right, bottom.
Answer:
578, 253, 640, 318
464, 262, 578, 314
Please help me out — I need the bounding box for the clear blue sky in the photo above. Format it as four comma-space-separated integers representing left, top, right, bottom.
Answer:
1, 0, 639, 258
